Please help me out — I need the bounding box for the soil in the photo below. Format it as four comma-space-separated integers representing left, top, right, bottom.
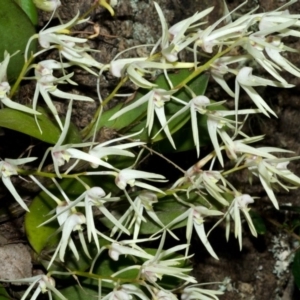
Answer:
1, 0, 300, 299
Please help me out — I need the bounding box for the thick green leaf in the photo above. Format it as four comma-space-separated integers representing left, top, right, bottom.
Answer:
293, 250, 300, 289
0, 107, 81, 144
249, 211, 266, 235
0, 284, 10, 300
25, 187, 59, 254
0, 0, 37, 81
14, 0, 38, 25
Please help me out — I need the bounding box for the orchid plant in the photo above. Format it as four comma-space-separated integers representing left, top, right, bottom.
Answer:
1, 0, 300, 299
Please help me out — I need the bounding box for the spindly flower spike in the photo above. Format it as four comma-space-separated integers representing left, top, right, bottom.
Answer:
0, 157, 37, 211
226, 194, 257, 250
0, 274, 67, 300
0, 52, 40, 115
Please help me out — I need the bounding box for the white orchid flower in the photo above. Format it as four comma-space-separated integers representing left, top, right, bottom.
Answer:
196, 171, 230, 207
114, 168, 166, 192
226, 194, 257, 250
88, 131, 145, 168
0, 274, 67, 300
33, 0, 61, 12
210, 55, 250, 98
242, 6, 300, 82
39, 100, 114, 178
165, 202, 223, 259
110, 58, 194, 89
153, 95, 253, 159
32, 60, 93, 131
153, 95, 211, 157
206, 107, 259, 166
29, 176, 93, 268
139, 233, 196, 284
110, 191, 177, 240
235, 67, 293, 118
244, 155, 300, 209
89, 168, 166, 193
0, 52, 40, 115
87, 168, 165, 223
154, 1, 213, 62
110, 88, 178, 148
76, 187, 130, 251
108, 241, 154, 262
259, 9, 300, 38
0, 157, 37, 211
46, 212, 90, 267
182, 283, 223, 300
101, 284, 149, 300
58, 41, 103, 75
194, 1, 255, 58
265, 36, 300, 78
26, 11, 88, 59
153, 289, 178, 300
112, 232, 196, 284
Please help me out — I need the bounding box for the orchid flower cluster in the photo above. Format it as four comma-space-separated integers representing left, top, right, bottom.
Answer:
1, 0, 300, 299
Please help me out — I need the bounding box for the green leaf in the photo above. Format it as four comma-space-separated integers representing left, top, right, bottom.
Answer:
14, 0, 38, 25
0, 0, 37, 81
249, 211, 266, 235
293, 250, 300, 289
25, 187, 59, 254
0, 284, 10, 300
0, 107, 81, 144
